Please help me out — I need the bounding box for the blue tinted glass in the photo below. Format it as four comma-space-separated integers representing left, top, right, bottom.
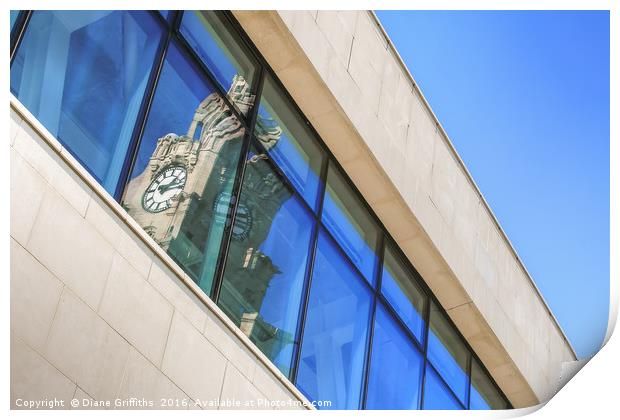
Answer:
470, 360, 507, 409
10, 10, 19, 32
158, 11, 171, 21
381, 244, 426, 342
255, 75, 325, 210
427, 303, 470, 404
121, 41, 245, 295
365, 304, 423, 409
219, 144, 314, 376
322, 163, 379, 283
469, 383, 490, 410
423, 364, 463, 410
296, 231, 372, 409
10, 11, 162, 194
180, 11, 258, 115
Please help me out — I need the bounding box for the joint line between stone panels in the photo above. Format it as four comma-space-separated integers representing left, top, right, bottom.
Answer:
95, 248, 121, 314
159, 308, 176, 369
41, 280, 66, 356
12, 334, 77, 396
346, 34, 355, 71
15, 162, 48, 248
114, 344, 133, 402
217, 361, 230, 403
446, 300, 473, 312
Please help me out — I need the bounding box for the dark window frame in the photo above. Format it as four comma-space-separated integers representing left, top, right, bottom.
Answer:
9, 9, 512, 410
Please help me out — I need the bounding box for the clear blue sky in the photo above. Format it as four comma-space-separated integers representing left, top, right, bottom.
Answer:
376, 10, 609, 358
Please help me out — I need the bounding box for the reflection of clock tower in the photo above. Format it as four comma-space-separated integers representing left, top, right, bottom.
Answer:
123, 76, 264, 266
123, 74, 292, 366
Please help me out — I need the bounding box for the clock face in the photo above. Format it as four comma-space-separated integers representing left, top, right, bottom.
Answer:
142, 166, 187, 213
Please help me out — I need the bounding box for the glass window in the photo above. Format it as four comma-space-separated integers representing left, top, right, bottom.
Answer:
422, 364, 463, 410
10, 11, 162, 194
381, 243, 427, 342
365, 304, 424, 409
427, 302, 470, 404
10, 10, 20, 33
180, 10, 259, 116
218, 142, 314, 377
121, 41, 245, 296
470, 360, 507, 409
296, 231, 372, 410
322, 163, 380, 284
158, 11, 172, 22
255, 75, 325, 210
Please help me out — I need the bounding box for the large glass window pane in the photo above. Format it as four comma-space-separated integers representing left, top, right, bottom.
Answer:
381, 243, 427, 343
10, 10, 20, 32
470, 360, 508, 409
121, 41, 245, 295
422, 364, 463, 410
255, 75, 325, 210
10, 11, 162, 194
365, 304, 424, 410
180, 11, 258, 116
322, 163, 380, 283
296, 231, 372, 410
427, 302, 470, 404
218, 142, 314, 377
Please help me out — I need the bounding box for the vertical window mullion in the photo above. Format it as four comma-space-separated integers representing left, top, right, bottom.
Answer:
113, 16, 171, 201
289, 152, 330, 384
288, 219, 320, 384
419, 296, 432, 409
10, 10, 32, 64
360, 233, 385, 409
210, 63, 265, 303
360, 293, 378, 409
171, 10, 183, 30
466, 353, 473, 409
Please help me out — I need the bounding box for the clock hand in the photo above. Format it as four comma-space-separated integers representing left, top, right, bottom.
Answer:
158, 179, 184, 194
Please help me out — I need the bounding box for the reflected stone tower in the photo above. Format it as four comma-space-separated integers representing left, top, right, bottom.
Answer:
123, 75, 291, 360
123, 75, 253, 254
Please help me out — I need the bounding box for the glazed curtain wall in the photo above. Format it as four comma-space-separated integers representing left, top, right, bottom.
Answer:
10, 10, 509, 410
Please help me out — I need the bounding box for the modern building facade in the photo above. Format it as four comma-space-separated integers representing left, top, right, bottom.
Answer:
9, 10, 577, 410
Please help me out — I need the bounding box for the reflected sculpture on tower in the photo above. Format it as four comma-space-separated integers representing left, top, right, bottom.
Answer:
123, 74, 291, 364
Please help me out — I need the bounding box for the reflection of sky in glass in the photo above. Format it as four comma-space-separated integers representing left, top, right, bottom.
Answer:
366, 304, 423, 409
10, 11, 160, 193
250, 195, 314, 375
427, 310, 469, 404
322, 167, 378, 284
469, 386, 490, 409
158, 10, 170, 21
381, 248, 426, 342
10, 10, 19, 31
180, 11, 254, 107
423, 364, 463, 409
469, 361, 505, 409
130, 42, 216, 178
256, 104, 322, 210
296, 231, 371, 410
